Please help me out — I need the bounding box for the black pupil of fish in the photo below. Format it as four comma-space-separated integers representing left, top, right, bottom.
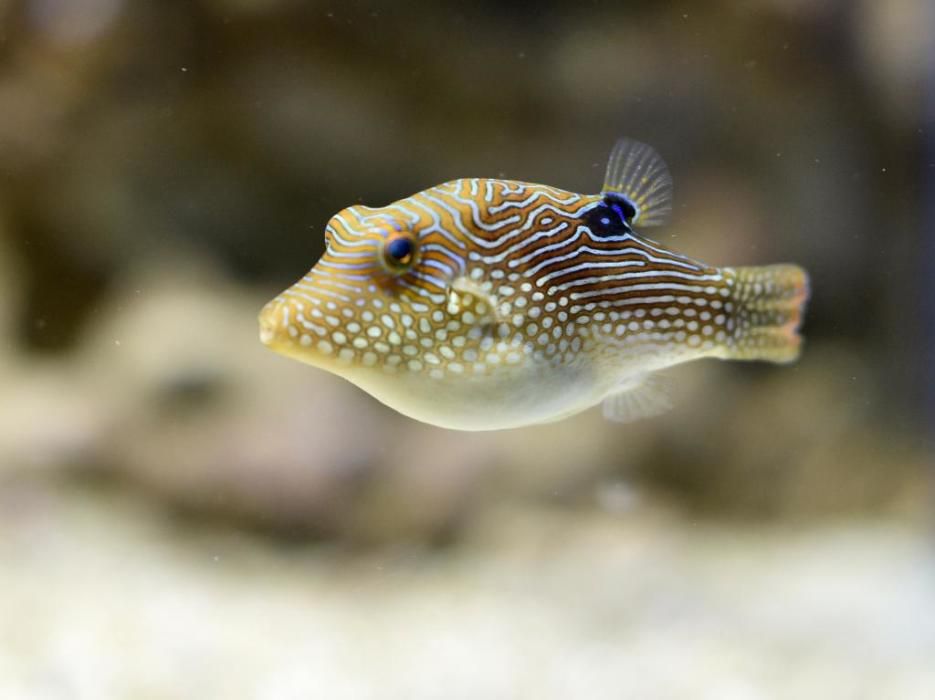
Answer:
386, 237, 413, 264
586, 199, 634, 238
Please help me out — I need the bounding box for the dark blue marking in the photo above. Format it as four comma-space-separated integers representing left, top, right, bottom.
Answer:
584, 200, 633, 238
602, 192, 638, 221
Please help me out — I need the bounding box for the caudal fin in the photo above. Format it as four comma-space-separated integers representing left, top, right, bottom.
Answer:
721, 264, 810, 364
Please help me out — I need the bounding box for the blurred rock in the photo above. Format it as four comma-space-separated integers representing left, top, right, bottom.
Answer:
636, 344, 931, 518
0, 359, 110, 475
69, 257, 384, 536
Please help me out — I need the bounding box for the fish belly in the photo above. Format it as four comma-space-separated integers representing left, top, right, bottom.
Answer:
340, 363, 609, 431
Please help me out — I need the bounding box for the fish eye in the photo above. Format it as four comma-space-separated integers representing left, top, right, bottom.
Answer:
382, 232, 417, 271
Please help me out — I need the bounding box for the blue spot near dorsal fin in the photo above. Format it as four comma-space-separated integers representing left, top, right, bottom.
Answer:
602, 192, 638, 222
584, 201, 633, 238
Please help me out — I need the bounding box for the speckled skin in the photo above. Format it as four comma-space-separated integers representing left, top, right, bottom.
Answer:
260, 168, 807, 430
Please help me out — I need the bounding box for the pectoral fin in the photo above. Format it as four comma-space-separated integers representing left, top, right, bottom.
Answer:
602, 373, 673, 423
447, 277, 502, 324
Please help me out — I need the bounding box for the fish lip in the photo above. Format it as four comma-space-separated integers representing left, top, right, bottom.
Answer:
257, 299, 284, 347
258, 322, 276, 347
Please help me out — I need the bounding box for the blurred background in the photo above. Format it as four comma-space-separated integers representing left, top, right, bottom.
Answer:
1, 0, 933, 697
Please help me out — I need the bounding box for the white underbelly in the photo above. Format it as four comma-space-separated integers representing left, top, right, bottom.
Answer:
340, 362, 610, 431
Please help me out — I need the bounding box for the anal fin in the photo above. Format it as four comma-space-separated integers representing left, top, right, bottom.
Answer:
601, 373, 673, 423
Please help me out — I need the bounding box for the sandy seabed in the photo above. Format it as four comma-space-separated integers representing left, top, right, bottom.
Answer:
1, 484, 933, 700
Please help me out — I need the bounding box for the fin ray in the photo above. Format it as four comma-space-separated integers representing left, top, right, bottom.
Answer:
601, 373, 673, 423
602, 139, 673, 227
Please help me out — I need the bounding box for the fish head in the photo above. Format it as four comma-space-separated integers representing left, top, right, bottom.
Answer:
258, 200, 463, 386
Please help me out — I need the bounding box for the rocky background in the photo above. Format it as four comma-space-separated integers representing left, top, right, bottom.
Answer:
0, 0, 933, 698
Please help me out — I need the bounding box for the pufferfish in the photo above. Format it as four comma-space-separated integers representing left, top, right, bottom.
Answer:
259, 139, 809, 431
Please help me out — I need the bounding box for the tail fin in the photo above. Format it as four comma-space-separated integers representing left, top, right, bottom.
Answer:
721, 264, 810, 364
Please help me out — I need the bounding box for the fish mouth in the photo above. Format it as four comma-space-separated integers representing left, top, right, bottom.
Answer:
258, 296, 306, 359
257, 294, 336, 372
258, 299, 281, 347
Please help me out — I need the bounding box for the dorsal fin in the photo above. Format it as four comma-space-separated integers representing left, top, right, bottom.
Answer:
602, 138, 673, 227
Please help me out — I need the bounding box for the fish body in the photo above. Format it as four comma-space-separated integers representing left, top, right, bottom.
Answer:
259, 140, 809, 431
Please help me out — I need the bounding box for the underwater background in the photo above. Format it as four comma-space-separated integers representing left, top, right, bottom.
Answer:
0, 0, 932, 697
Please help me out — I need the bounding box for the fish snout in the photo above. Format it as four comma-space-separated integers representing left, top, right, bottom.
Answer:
258, 296, 292, 349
